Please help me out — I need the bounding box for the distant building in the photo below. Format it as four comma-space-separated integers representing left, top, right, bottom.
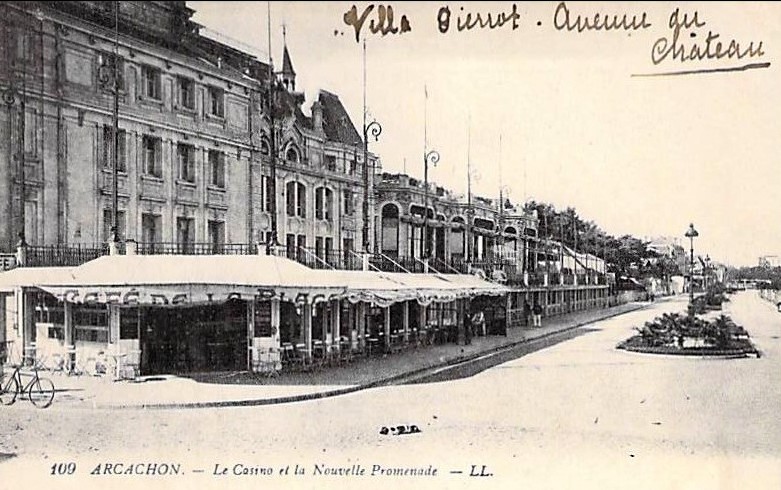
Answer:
759, 255, 781, 267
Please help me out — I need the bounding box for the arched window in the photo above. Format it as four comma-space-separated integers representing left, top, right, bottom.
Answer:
381, 203, 400, 256
285, 145, 300, 164
286, 181, 306, 217
315, 187, 334, 221
260, 138, 270, 156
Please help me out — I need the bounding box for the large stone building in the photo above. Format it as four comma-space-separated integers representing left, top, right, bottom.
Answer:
0, 1, 614, 377
0, 1, 376, 261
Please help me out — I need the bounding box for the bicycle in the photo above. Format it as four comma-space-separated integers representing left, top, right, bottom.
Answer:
0, 363, 56, 409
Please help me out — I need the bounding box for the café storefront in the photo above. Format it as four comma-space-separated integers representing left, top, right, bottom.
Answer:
2, 254, 510, 377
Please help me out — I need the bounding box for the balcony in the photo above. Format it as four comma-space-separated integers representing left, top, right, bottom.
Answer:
136, 242, 257, 255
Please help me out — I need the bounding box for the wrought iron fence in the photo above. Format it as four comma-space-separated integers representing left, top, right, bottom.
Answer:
24, 243, 109, 267
135, 242, 257, 255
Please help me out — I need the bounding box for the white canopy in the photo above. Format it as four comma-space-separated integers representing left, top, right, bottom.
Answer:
11, 255, 508, 307
0, 266, 76, 293
33, 255, 347, 305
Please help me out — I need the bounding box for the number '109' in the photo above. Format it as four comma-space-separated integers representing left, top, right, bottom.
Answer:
51, 463, 76, 475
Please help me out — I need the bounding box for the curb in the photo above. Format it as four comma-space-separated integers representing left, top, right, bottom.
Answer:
88, 301, 659, 410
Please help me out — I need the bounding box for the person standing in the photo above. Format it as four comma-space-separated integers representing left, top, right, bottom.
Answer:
463, 308, 473, 345
532, 302, 543, 327
523, 300, 532, 327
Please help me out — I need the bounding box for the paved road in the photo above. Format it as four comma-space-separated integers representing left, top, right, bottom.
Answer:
1, 292, 778, 490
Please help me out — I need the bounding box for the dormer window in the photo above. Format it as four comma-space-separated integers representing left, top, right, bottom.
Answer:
285, 147, 300, 164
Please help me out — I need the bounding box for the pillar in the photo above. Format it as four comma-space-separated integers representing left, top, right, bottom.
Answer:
332, 299, 341, 353
402, 301, 410, 343
358, 302, 366, 350
63, 301, 73, 371
303, 303, 313, 359
383, 306, 391, 350
109, 304, 120, 346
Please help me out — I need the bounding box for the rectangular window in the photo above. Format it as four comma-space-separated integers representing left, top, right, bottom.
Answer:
102, 209, 126, 242
15, 31, 33, 61
142, 135, 162, 178
141, 65, 161, 100
119, 308, 140, 340
286, 234, 296, 259
343, 190, 355, 216
296, 234, 306, 261
209, 150, 225, 188
324, 155, 337, 172
262, 176, 273, 212
325, 237, 334, 265
297, 183, 306, 218
102, 125, 126, 172
177, 77, 195, 110
176, 217, 195, 253
208, 86, 224, 117
324, 189, 333, 221
141, 213, 161, 245
343, 238, 354, 267
208, 220, 225, 253
73, 303, 109, 343
98, 52, 125, 91
315, 188, 324, 220
177, 143, 195, 183
349, 157, 358, 176
315, 236, 324, 260
286, 182, 306, 218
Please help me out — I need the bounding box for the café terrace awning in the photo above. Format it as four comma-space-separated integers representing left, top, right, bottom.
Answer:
14, 255, 509, 307
0, 266, 76, 293
326, 270, 510, 308
33, 255, 348, 305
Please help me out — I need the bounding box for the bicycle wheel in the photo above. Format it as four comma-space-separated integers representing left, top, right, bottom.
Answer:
28, 377, 55, 409
0, 372, 19, 406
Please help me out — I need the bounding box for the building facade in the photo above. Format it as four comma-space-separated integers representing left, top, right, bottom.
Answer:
0, 1, 615, 378
0, 1, 376, 260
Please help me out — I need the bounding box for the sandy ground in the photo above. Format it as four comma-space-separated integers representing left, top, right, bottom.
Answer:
1, 291, 779, 490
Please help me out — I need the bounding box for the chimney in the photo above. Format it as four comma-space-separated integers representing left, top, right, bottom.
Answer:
312, 100, 323, 133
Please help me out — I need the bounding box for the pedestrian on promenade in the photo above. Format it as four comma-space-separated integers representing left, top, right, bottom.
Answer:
532, 302, 543, 327
464, 308, 473, 345
523, 300, 532, 326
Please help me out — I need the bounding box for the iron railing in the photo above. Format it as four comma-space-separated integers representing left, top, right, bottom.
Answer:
24, 243, 110, 267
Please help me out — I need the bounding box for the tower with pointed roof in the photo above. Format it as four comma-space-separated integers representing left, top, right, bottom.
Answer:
279, 26, 296, 92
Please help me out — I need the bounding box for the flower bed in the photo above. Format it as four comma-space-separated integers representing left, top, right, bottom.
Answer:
617, 312, 760, 357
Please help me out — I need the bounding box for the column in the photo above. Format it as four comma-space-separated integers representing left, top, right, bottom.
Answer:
383, 306, 391, 350
63, 301, 74, 372
358, 302, 366, 350
303, 303, 313, 360
332, 299, 341, 353
457, 299, 465, 344
402, 301, 409, 343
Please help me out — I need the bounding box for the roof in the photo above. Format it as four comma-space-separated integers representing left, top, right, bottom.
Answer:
8, 255, 508, 307
318, 91, 363, 146
41, 255, 341, 288
282, 44, 296, 75
0, 267, 76, 293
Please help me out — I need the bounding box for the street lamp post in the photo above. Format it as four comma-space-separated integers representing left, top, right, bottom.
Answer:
362, 39, 382, 254
423, 149, 440, 262
685, 223, 699, 308
362, 120, 381, 252
97, 2, 121, 249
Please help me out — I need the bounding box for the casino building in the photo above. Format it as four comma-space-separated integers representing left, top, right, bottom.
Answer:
0, 1, 609, 377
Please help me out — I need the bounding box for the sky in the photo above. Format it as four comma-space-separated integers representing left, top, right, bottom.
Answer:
187, 1, 781, 267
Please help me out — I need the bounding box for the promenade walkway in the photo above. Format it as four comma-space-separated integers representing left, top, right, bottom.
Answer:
35, 298, 673, 410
